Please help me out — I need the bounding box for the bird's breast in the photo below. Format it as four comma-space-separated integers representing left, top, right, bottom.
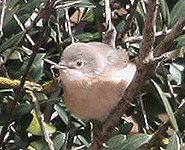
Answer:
62, 75, 124, 120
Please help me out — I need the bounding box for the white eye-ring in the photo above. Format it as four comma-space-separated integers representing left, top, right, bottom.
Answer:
76, 59, 84, 68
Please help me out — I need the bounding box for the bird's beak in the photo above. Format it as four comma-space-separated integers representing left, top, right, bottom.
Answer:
44, 59, 67, 69
54, 60, 68, 69
54, 64, 67, 69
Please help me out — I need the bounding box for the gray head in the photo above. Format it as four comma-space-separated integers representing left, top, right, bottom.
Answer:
59, 42, 128, 76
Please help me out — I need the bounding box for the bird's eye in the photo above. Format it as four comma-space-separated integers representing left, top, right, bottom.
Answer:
76, 59, 84, 68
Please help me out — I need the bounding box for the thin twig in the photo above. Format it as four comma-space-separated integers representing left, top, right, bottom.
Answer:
154, 14, 185, 57
104, 0, 112, 31
103, 0, 117, 48
167, 80, 180, 105
56, 22, 62, 44
13, 14, 35, 46
0, 0, 6, 39
0, 40, 41, 146
139, 94, 150, 132
30, 92, 54, 150
139, 0, 157, 61
64, 7, 74, 43
2, 0, 57, 65
55, 0, 82, 9
124, 29, 172, 43
120, 0, 140, 41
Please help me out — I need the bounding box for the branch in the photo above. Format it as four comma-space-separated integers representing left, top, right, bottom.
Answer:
139, 0, 157, 61
102, 0, 117, 48
89, 0, 158, 149
13, 14, 35, 46
30, 92, 55, 150
0, 0, 6, 39
92, 5, 185, 150
64, 8, 74, 43
154, 14, 185, 57
0, 41, 41, 146
2, 0, 57, 65
124, 29, 172, 43
119, 0, 140, 41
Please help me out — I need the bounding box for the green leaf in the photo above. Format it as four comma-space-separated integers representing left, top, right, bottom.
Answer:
170, 0, 185, 27
0, 31, 23, 54
26, 109, 56, 136
54, 104, 69, 125
102, 134, 126, 150
167, 34, 185, 51
52, 132, 65, 150
73, 134, 89, 148
151, 80, 179, 132
135, 3, 145, 34
159, 0, 170, 27
35, 93, 48, 102
63, 0, 95, 8
165, 62, 184, 85
28, 53, 45, 82
74, 32, 101, 42
3, 5, 20, 28
42, 132, 65, 150
15, 135, 28, 149
82, 8, 94, 22
102, 134, 152, 150
13, 103, 33, 120
1, 49, 22, 61
166, 131, 180, 150
17, 0, 44, 14
30, 139, 45, 150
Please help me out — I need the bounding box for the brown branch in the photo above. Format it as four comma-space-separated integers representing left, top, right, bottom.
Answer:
30, 92, 55, 150
138, 0, 157, 61
89, 1, 158, 149
103, 0, 117, 48
154, 14, 185, 57
124, 29, 172, 43
90, 7, 185, 150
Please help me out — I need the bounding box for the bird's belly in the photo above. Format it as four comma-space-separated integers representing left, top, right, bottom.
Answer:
63, 79, 122, 120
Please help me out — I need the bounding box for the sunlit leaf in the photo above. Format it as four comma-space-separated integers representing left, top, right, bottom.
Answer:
75, 32, 101, 42
26, 110, 56, 136
82, 8, 94, 22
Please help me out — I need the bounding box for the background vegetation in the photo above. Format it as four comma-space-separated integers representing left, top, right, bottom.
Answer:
0, 0, 185, 149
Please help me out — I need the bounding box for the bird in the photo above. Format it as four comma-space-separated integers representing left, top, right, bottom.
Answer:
58, 42, 136, 120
